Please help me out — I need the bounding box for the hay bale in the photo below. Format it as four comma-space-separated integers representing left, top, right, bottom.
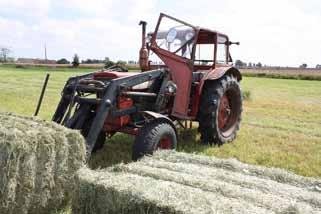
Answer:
0, 112, 86, 214
73, 151, 321, 214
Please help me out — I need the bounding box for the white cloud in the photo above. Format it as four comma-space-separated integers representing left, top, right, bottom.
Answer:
0, 0, 320, 67
0, 0, 50, 18
181, 0, 321, 67
54, 0, 113, 16
0, 17, 32, 51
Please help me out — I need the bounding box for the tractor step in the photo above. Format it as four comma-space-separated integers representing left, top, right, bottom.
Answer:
121, 91, 157, 97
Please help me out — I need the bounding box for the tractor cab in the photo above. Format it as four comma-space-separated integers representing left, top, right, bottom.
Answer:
138, 13, 241, 118
140, 13, 239, 72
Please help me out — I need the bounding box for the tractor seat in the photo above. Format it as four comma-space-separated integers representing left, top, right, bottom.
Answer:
93, 71, 152, 91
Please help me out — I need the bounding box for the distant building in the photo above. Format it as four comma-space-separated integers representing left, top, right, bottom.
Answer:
316, 64, 321, 69
17, 58, 34, 63
17, 58, 56, 64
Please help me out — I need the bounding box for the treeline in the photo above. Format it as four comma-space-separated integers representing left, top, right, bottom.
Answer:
58, 54, 137, 69
235, 59, 321, 69
80, 58, 136, 65
235, 60, 263, 68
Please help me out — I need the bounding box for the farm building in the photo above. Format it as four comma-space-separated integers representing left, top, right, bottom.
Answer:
17, 58, 56, 64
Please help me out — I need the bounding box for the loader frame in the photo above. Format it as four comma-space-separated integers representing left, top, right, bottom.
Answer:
53, 69, 165, 153
52, 13, 242, 155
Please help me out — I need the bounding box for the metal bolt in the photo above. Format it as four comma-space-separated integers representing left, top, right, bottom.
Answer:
105, 99, 112, 106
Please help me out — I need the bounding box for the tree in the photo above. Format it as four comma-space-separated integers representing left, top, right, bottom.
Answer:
300, 63, 307, 69
57, 58, 70, 64
235, 59, 246, 68
116, 60, 127, 66
81, 58, 104, 64
128, 60, 136, 64
104, 57, 115, 68
0, 47, 12, 62
72, 54, 80, 67
256, 62, 262, 68
85, 59, 92, 64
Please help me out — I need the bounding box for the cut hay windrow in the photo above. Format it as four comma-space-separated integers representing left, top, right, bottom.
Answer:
73, 151, 321, 214
0, 112, 86, 214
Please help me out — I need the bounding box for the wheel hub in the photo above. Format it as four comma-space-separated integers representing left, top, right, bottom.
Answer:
158, 136, 172, 149
218, 95, 231, 130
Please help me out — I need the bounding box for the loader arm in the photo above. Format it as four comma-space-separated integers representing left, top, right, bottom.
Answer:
52, 69, 165, 155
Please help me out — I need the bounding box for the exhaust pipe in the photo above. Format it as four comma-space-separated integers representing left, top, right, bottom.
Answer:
139, 21, 149, 71
139, 21, 147, 48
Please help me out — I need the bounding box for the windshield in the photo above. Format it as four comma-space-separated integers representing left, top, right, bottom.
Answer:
155, 16, 195, 59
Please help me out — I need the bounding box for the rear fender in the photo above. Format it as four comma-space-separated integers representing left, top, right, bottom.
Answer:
192, 66, 242, 118
203, 66, 241, 82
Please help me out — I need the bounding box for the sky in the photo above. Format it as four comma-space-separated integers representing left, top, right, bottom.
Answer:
0, 0, 320, 67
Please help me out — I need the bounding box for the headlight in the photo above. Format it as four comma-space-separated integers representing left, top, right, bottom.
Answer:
165, 81, 177, 95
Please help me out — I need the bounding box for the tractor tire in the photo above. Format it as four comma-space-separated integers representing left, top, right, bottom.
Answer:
197, 75, 242, 145
132, 120, 177, 161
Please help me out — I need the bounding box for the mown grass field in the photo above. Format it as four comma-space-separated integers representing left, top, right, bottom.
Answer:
242, 68, 321, 81
0, 65, 320, 179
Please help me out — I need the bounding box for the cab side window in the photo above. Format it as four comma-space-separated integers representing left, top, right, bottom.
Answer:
217, 36, 227, 64
194, 44, 215, 65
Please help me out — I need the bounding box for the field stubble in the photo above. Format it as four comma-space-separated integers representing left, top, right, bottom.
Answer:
74, 151, 321, 214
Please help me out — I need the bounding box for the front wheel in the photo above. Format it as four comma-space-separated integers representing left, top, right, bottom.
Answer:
198, 75, 242, 145
132, 120, 177, 161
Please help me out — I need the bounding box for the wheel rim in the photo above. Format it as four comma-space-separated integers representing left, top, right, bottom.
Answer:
217, 89, 240, 137
158, 136, 172, 149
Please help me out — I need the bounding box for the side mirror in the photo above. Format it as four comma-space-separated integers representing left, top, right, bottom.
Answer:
228, 41, 240, 45
166, 28, 177, 43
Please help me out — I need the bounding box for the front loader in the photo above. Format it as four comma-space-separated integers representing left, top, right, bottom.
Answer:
52, 13, 242, 159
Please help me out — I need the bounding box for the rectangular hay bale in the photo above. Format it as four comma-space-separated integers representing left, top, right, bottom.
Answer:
0, 112, 86, 214
73, 151, 321, 214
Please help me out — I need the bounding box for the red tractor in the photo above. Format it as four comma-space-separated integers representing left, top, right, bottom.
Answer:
52, 13, 242, 159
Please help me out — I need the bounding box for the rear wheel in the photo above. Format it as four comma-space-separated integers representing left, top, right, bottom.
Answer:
132, 120, 177, 161
198, 75, 242, 145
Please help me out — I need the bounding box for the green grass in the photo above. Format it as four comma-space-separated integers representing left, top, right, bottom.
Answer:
241, 69, 321, 81
0, 65, 320, 179
2, 62, 139, 71
0, 63, 95, 72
